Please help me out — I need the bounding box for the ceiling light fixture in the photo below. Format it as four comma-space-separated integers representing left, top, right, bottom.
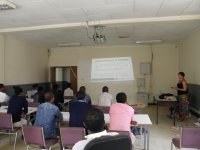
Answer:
57, 43, 81, 47
0, 0, 16, 10
136, 40, 162, 44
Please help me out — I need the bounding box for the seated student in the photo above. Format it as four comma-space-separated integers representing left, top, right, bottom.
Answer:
27, 84, 38, 98
52, 83, 64, 110
69, 91, 91, 127
0, 83, 10, 103
7, 86, 28, 127
98, 86, 113, 107
73, 108, 118, 150
33, 86, 44, 103
109, 92, 136, 144
79, 86, 92, 105
64, 83, 74, 99
34, 92, 63, 139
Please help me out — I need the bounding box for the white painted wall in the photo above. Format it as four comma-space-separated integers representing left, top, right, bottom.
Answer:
49, 45, 178, 104
179, 28, 200, 84
0, 34, 5, 83
0, 34, 49, 85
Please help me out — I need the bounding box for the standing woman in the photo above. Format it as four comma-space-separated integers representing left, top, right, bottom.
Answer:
171, 72, 189, 121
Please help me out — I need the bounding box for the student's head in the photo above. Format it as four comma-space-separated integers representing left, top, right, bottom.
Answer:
76, 91, 86, 100
32, 84, 39, 90
37, 86, 44, 92
79, 86, 86, 92
84, 108, 105, 133
13, 86, 24, 96
66, 83, 71, 88
102, 86, 109, 93
44, 92, 55, 104
116, 92, 127, 104
0, 84, 5, 92
178, 72, 185, 80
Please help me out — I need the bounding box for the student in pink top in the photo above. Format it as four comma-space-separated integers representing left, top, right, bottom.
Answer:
109, 92, 137, 144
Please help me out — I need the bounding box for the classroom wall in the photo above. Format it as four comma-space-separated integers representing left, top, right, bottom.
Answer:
179, 27, 200, 84
49, 44, 178, 104
0, 34, 49, 85
0, 34, 5, 83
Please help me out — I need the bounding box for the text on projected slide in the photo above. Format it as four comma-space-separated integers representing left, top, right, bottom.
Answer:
91, 57, 134, 82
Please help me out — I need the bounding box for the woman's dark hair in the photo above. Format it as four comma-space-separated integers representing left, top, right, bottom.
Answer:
13, 86, 23, 96
76, 91, 86, 100
32, 84, 38, 89
0, 84, 4, 89
37, 86, 44, 92
79, 86, 86, 92
178, 72, 185, 77
84, 108, 105, 132
116, 92, 127, 103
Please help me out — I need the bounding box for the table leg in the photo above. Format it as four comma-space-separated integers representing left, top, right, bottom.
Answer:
156, 103, 159, 124
173, 103, 176, 126
146, 128, 149, 150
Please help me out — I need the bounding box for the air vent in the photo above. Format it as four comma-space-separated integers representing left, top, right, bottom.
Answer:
0, 0, 16, 10
118, 35, 130, 39
57, 43, 81, 47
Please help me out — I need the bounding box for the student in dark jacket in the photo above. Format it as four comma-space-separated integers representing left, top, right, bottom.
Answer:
69, 91, 91, 127
7, 86, 28, 126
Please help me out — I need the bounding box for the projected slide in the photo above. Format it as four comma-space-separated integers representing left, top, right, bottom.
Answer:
91, 57, 134, 82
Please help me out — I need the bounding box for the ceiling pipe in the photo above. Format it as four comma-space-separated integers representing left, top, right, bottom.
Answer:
0, 15, 200, 33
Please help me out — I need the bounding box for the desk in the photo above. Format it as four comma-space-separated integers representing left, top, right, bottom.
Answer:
0, 106, 37, 115
156, 99, 177, 126
61, 112, 152, 150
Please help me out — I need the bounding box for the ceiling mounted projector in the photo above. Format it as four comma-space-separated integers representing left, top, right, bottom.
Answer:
0, 0, 16, 10
86, 26, 106, 44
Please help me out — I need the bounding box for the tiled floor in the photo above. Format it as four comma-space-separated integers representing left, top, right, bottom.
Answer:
0, 105, 198, 150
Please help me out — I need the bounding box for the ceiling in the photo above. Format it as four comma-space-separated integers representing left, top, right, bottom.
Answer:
1, 0, 200, 48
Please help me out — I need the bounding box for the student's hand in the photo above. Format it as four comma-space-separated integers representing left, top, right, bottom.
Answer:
21, 113, 26, 118
131, 120, 137, 125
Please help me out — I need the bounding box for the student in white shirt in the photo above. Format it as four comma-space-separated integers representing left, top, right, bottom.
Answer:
98, 86, 113, 106
27, 84, 38, 98
72, 108, 118, 150
0, 84, 10, 103
64, 83, 74, 98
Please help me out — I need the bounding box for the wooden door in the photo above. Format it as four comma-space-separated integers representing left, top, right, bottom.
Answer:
70, 66, 78, 93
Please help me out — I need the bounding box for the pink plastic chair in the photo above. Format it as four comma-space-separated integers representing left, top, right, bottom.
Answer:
22, 125, 58, 150
60, 127, 85, 149
171, 126, 200, 149
0, 114, 18, 150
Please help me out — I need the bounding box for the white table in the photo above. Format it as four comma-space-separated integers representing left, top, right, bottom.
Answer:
61, 112, 152, 125
0, 106, 37, 115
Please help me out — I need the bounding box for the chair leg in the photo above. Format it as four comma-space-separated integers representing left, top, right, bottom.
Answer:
13, 132, 18, 150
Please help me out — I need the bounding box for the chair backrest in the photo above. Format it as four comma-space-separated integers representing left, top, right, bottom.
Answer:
97, 106, 110, 114
181, 127, 200, 148
22, 125, 46, 147
60, 127, 85, 148
28, 102, 39, 107
84, 134, 132, 150
0, 114, 13, 130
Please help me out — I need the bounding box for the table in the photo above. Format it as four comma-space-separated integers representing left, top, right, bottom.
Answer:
61, 112, 152, 150
0, 106, 37, 115
156, 99, 177, 126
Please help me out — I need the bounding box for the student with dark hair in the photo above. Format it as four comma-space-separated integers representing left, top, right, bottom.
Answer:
79, 86, 92, 105
33, 86, 45, 103
34, 92, 63, 139
72, 108, 118, 150
27, 84, 38, 98
109, 92, 136, 144
52, 83, 64, 105
7, 86, 28, 127
98, 86, 113, 106
171, 72, 189, 121
0, 83, 10, 103
69, 91, 91, 127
